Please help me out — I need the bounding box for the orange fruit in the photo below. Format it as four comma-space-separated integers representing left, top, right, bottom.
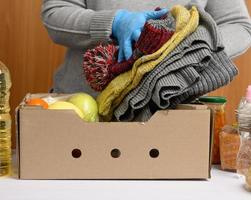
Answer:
26, 98, 49, 109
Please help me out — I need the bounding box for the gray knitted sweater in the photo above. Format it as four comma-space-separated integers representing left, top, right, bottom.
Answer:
114, 7, 238, 122
41, 0, 251, 97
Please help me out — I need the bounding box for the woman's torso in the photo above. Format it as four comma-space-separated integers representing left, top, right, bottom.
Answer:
53, 0, 208, 97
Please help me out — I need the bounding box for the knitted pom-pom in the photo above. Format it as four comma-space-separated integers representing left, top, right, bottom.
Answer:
83, 44, 118, 91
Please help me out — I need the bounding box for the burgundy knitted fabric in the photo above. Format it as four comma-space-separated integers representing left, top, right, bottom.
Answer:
110, 20, 175, 75
83, 12, 176, 91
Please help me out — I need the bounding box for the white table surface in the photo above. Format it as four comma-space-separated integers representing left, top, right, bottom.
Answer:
1, 166, 250, 200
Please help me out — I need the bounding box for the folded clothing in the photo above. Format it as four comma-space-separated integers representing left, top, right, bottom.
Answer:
83, 12, 176, 92
97, 5, 199, 121
114, 6, 238, 122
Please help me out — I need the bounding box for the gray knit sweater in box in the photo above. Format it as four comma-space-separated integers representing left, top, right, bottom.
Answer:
114, 7, 238, 122
41, 0, 251, 97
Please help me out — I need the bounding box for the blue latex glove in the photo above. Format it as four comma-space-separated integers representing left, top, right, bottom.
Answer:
112, 9, 168, 62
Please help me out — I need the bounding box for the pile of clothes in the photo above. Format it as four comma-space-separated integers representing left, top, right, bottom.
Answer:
83, 5, 238, 122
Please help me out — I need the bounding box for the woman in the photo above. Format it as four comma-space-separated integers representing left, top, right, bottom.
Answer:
41, 0, 251, 97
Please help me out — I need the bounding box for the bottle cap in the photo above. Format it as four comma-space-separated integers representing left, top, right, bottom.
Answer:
246, 85, 251, 102
198, 96, 227, 104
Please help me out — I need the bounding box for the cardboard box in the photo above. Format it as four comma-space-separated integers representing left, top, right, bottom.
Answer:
16, 93, 212, 180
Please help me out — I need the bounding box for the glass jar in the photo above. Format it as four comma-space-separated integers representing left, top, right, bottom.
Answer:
199, 96, 227, 164
219, 125, 240, 171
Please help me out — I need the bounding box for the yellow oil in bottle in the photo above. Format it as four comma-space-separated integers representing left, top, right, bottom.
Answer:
0, 61, 12, 178
0, 113, 11, 177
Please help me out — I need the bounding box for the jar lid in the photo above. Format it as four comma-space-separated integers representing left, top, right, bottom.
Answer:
198, 96, 227, 104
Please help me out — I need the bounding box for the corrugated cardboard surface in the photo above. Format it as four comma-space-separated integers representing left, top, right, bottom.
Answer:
16, 101, 211, 180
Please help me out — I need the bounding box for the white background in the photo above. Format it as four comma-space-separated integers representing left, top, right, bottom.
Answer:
1, 167, 250, 200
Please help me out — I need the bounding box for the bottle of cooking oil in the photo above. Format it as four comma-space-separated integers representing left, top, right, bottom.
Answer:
0, 61, 12, 177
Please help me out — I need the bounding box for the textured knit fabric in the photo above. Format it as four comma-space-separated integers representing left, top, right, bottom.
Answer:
114, 7, 238, 122
83, 44, 118, 91
97, 5, 199, 121
41, 0, 251, 97
110, 13, 176, 75
83, 13, 176, 92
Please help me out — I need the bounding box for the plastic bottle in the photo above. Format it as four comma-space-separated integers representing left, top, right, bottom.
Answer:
246, 166, 251, 191
236, 85, 251, 176
0, 61, 12, 177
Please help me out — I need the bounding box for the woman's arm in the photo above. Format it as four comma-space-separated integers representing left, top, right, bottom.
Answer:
41, 0, 116, 49
205, 0, 251, 58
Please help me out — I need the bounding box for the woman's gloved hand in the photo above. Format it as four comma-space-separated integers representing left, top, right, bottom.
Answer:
112, 9, 168, 62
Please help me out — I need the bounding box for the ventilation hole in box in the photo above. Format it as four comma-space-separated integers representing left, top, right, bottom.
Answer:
72, 149, 82, 158
111, 148, 121, 158
149, 148, 159, 158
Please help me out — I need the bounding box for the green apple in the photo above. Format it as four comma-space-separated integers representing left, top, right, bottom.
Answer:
67, 93, 99, 122
48, 101, 84, 119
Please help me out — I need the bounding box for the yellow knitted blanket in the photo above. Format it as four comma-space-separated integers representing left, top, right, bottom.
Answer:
97, 5, 199, 121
